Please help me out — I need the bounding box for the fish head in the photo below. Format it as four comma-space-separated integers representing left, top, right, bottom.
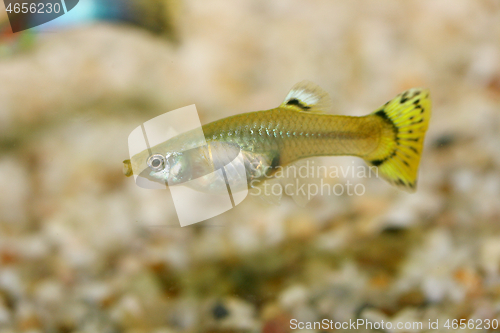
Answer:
145, 150, 203, 185
124, 141, 245, 193
123, 144, 217, 188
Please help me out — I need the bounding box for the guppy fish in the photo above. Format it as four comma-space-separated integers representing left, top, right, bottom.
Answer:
124, 81, 431, 193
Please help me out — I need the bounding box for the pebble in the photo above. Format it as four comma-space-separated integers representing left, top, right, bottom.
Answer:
203, 298, 257, 330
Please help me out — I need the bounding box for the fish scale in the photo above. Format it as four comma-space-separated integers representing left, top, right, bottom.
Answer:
201, 108, 383, 167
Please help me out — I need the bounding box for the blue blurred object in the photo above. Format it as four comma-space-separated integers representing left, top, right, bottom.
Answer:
33, 0, 134, 30
0, 0, 178, 57
5, 0, 179, 40
36, 0, 178, 39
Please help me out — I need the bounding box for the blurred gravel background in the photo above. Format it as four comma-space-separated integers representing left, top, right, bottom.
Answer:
1, 0, 500, 332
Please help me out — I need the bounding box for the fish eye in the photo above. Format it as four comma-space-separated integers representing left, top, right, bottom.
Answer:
147, 154, 166, 171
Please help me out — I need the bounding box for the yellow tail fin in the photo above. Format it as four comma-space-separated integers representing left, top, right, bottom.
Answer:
364, 88, 431, 192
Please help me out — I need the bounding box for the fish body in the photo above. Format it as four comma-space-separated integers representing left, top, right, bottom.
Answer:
124, 81, 431, 193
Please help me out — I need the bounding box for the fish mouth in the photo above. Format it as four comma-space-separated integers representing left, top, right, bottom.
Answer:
125, 163, 170, 189
123, 154, 170, 188
123, 158, 165, 186
123, 159, 133, 177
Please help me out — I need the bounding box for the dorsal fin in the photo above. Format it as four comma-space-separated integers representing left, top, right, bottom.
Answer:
280, 80, 333, 113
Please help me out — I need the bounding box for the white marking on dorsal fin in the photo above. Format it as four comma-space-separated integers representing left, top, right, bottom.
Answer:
281, 80, 333, 113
